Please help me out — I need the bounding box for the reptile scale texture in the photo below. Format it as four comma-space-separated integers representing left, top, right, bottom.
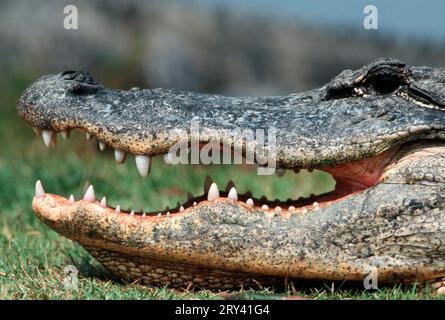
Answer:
17, 58, 445, 289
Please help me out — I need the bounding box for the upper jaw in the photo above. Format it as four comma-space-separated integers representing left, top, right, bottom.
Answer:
17, 66, 445, 170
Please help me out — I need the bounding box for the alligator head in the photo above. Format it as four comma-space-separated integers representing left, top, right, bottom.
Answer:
17, 58, 445, 289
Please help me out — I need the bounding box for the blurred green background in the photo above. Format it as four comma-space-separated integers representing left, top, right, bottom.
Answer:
0, 0, 444, 299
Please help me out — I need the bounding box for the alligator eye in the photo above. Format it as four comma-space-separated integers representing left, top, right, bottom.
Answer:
61, 71, 77, 81
367, 74, 402, 94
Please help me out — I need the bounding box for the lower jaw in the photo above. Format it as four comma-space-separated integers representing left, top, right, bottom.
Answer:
86, 247, 285, 290
30, 139, 445, 289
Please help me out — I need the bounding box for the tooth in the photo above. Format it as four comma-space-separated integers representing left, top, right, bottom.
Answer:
261, 204, 269, 210
163, 152, 173, 165
166, 211, 171, 216
288, 206, 296, 212
49, 197, 56, 208
207, 182, 219, 201
69, 194, 75, 204
114, 149, 126, 163
42, 130, 54, 147
130, 210, 135, 216
246, 198, 254, 207
180, 206, 185, 212
313, 201, 319, 208
157, 213, 162, 217
35, 180, 46, 198
61, 130, 70, 139
86, 132, 92, 140
115, 206, 121, 214
228, 187, 238, 201
142, 212, 146, 217
135, 155, 151, 177
100, 197, 107, 208
83, 185, 95, 202
32, 127, 42, 136
276, 168, 286, 177
193, 202, 197, 206
275, 206, 282, 212
99, 141, 106, 151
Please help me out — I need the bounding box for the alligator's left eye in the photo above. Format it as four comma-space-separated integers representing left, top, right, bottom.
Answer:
367, 73, 402, 95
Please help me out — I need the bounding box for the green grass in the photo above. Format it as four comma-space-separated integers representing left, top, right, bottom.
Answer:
0, 81, 442, 300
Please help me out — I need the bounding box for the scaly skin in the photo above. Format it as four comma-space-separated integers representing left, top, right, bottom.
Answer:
17, 58, 445, 289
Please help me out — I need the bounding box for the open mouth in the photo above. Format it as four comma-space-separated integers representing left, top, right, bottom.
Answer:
17, 61, 445, 287
32, 125, 399, 219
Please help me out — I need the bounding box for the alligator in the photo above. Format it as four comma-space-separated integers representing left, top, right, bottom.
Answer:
17, 58, 445, 290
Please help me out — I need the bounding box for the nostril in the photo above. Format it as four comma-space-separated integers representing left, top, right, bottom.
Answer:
60, 71, 99, 89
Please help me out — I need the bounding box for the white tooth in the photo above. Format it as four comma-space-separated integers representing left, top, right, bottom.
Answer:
135, 155, 150, 177
100, 197, 107, 208
275, 206, 282, 212
115, 206, 121, 214
163, 153, 171, 165
261, 204, 269, 210
193, 202, 197, 206
83, 185, 95, 202
207, 183, 219, 201
69, 194, 75, 204
114, 149, 126, 163
313, 202, 319, 208
42, 130, 54, 147
180, 206, 185, 212
288, 206, 296, 212
99, 141, 106, 151
166, 211, 171, 216
227, 187, 238, 201
32, 127, 42, 136
246, 198, 254, 207
49, 197, 56, 208
86, 132, 92, 140
157, 213, 162, 217
61, 130, 70, 139
142, 212, 146, 217
130, 210, 135, 216
35, 180, 46, 198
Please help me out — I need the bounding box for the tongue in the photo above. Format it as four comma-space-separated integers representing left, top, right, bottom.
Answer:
321, 146, 399, 190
